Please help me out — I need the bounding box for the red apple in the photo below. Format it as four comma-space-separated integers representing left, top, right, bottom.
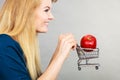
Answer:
80, 34, 97, 52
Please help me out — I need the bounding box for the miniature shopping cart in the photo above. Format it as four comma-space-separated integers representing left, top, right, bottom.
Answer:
76, 44, 100, 70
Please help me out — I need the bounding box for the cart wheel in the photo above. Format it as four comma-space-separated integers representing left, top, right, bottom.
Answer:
78, 67, 81, 71
95, 66, 99, 70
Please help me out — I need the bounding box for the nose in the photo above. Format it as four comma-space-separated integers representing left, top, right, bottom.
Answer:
48, 13, 54, 20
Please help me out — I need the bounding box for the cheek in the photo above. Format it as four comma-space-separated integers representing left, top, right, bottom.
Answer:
34, 14, 43, 29
35, 12, 47, 26
34, 9, 48, 32
35, 20, 43, 32
35, 15, 47, 32
35, 13, 42, 25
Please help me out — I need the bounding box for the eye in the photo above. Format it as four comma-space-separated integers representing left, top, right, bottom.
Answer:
44, 9, 49, 12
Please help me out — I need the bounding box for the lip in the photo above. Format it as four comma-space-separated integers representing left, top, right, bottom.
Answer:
45, 21, 49, 24
45, 22, 49, 26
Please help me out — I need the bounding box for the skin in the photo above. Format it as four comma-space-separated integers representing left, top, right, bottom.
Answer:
35, 0, 77, 80
35, 0, 54, 33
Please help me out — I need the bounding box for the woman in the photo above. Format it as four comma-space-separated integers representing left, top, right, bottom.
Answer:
0, 0, 76, 80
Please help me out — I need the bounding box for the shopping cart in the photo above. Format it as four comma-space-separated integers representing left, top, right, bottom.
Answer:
76, 44, 100, 70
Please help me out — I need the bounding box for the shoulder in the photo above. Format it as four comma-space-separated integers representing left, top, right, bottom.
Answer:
0, 34, 25, 65
0, 34, 24, 63
0, 34, 31, 80
0, 34, 22, 53
0, 34, 25, 63
0, 34, 18, 48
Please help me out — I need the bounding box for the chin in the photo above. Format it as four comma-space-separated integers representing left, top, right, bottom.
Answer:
36, 30, 48, 33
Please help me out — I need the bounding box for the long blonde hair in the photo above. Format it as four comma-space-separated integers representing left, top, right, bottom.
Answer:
0, 0, 57, 80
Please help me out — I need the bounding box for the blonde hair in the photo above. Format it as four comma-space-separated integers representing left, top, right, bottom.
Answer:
0, 0, 57, 80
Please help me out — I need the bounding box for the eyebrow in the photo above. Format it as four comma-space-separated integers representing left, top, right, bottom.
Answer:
44, 6, 51, 9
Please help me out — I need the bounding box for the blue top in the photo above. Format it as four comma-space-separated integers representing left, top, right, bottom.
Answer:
0, 34, 31, 80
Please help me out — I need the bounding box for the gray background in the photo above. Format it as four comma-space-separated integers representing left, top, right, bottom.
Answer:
1, 0, 120, 80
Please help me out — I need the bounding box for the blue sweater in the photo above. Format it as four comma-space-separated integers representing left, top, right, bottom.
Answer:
0, 34, 31, 80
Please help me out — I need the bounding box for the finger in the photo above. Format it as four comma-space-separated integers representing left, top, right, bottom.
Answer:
71, 40, 77, 50
64, 38, 77, 50
62, 33, 74, 42
59, 33, 74, 45
59, 33, 76, 50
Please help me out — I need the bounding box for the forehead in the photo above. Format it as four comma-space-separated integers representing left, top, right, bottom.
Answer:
40, 0, 52, 7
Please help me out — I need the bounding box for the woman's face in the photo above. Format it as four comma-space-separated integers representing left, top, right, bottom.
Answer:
34, 0, 54, 33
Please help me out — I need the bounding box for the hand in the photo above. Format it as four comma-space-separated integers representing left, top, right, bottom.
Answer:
39, 33, 77, 80
54, 33, 77, 61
